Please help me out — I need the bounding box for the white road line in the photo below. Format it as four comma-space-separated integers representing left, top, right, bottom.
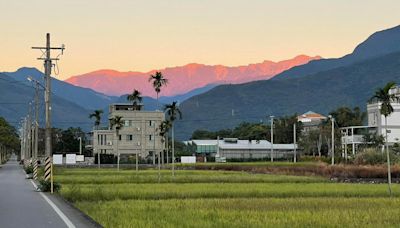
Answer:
30, 180, 76, 228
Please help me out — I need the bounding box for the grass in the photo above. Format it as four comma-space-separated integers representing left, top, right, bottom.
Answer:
55, 167, 400, 227
76, 198, 400, 228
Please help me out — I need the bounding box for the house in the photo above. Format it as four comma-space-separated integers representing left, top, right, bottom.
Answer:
341, 85, 400, 155
91, 103, 164, 161
185, 138, 297, 160
297, 111, 327, 134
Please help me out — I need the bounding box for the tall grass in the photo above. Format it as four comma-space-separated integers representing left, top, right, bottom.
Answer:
55, 169, 326, 184
56, 167, 400, 227
60, 182, 400, 202
76, 198, 400, 228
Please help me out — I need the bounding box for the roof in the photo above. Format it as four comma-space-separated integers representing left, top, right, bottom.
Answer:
298, 111, 327, 122
186, 139, 296, 150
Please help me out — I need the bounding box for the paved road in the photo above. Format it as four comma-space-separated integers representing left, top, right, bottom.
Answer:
0, 155, 100, 228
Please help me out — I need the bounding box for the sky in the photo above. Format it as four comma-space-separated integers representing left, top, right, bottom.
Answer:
1, 0, 400, 80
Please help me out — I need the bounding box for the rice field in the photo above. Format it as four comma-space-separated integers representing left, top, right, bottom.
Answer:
55, 167, 400, 227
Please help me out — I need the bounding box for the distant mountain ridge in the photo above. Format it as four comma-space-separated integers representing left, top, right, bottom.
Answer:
65, 55, 321, 96
0, 72, 93, 130
3, 67, 119, 110
174, 24, 400, 140
273, 25, 400, 81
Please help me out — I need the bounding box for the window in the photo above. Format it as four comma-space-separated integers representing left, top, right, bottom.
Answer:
129, 120, 133, 126
148, 135, 153, 141
119, 135, 122, 141
149, 120, 154, 127
124, 120, 129, 127
126, 135, 133, 141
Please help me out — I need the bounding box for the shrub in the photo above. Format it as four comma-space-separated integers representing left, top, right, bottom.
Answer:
38, 179, 62, 192
24, 165, 33, 174
354, 148, 388, 165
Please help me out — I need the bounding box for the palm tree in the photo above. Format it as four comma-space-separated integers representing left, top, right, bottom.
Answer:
164, 102, 182, 177
89, 110, 103, 168
370, 81, 398, 196
89, 110, 103, 130
159, 120, 172, 166
110, 115, 124, 171
127, 89, 142, 110
149, 72, 168, 109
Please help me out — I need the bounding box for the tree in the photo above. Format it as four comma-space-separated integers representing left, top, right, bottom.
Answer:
89, 110, 103, 130
370, 81, 397, 196
329, 106, 366, 127
53, 127, 87, 155
110, 115, 124, 171
127, 89, 142, 110
299, 129, 320, 156
0, 117, 19, 161
159, 120, 171, 164
149, 71, 168, 109
164, 102, 182, 177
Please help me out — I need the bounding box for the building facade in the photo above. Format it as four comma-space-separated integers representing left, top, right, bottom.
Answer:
297, 111, 327, 134
341, 86, 400, 154
185, 138, 297, 160
92, 104, 164, 159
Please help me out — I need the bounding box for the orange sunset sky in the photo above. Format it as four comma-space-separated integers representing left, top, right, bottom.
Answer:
1, 0, 400, 80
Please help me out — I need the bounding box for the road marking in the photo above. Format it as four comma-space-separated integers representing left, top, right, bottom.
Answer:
30, 180, 76, 228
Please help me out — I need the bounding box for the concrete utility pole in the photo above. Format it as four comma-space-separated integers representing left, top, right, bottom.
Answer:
27, 102, 32, 160
28, 76, 43, 160
270, 116, 274, 162
78, 137, 82, 155
329, 115, 335, 165
293, 123, 297, 163
32, 33, 65, 158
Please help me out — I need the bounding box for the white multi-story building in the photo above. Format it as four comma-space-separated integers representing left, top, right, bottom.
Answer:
92, 104, 164, 160
341, 86, 400, 154
367, 86, 400, 143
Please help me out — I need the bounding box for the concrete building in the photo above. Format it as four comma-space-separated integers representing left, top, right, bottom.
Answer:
341, 85, 400, 154
297, 111, 327, 134
185, 138, 297, 160
92, 104, 164, 159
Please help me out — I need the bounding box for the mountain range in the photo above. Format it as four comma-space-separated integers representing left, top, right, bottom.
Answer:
3, 25, 400, 141
0, 72, 92, 130
0, 67, 219, 130
175, 25, 400, 139
65, 55, 321, 97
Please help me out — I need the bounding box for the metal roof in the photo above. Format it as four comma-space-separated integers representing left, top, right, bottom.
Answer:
186, 139, 297, 150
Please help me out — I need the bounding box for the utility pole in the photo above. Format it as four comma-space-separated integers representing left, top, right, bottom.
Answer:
27, 102, 32, 160
329, 115, 335, 165
78, 137, 82, 155
34, 82, 39, 160
270, 116, 274, 162
293, 123, 297, 163
32, 33, 65, 158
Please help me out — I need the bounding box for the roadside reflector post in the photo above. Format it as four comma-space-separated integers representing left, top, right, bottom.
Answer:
51, 162, 54, 194
44, 156, 53, 193
33, 158, 38, 180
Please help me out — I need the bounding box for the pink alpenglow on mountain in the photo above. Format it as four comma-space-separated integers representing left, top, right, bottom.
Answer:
65, 55, 321, 97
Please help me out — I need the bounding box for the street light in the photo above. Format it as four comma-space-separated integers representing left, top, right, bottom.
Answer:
328, 115, 335, 165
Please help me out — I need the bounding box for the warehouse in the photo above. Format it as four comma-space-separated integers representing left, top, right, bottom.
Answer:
185, 138, 297, 160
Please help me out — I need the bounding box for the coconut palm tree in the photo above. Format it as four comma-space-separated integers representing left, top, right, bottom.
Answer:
110, 115, 124, 171
127, 89, 142, 110
370, 81, 398, 196
89, 110, 103, 130
149, 71, 168, 109
159, 120, 172, 166
89, 110, 103, 167
164, 102, 182, 177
